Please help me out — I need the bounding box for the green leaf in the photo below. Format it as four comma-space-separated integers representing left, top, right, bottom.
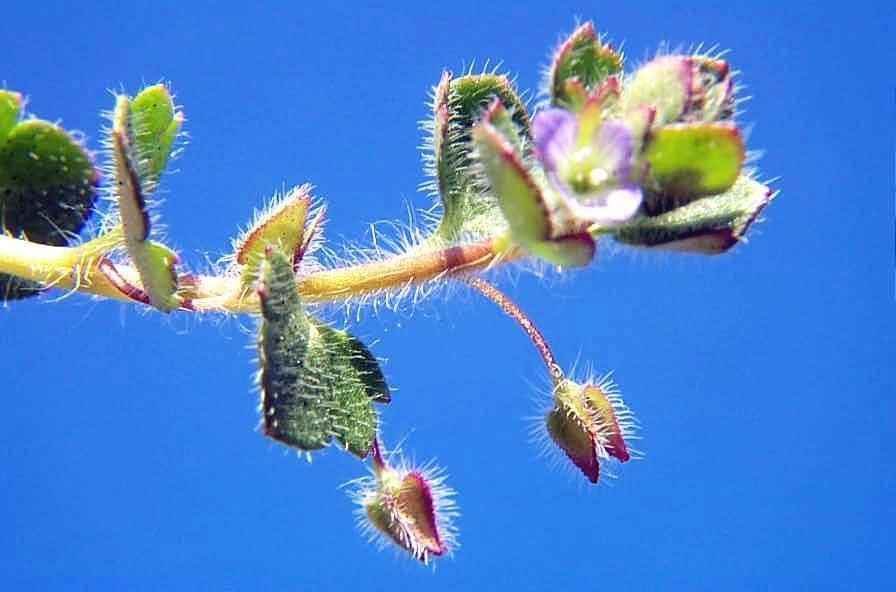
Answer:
314, 322, 388, 457
427, 72, 531, 242
0, 96, 99, 300
112, 97, 149, 240
110, 95, 182, 312
258, 249, 331, 451
109, 109, 180, 311
642, 122, 744, 198
232, 186, 311, 289
130, 240, 181, 312
258, 249, 389, 458
611, 176, 773, 254
315, 323, 390, 404
0, 120, 99, 242
0, 123, 98, 244
548, 22, 623, 110
130, 84, 182, 188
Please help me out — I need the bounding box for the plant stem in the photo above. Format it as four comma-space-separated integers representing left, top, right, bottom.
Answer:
0, 234, 521, 313
465, 276, 563, 380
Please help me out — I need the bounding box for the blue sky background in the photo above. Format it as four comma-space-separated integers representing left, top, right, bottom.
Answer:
1, 2, 892, 590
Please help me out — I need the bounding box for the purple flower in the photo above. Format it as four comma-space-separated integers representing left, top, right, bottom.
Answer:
533, 108, 642, 226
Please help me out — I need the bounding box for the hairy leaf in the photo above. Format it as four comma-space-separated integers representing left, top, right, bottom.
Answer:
110, 97, 180, 312
258, 248, 331, 450
548, 23, 623, 110
428, 72, 531, 242
619, 56, 691, 128
315, 322, 388, 457
0, 91, 99, 299
233, 185, 312, 289
0, 91, 21, 142
258, 249, 389, 458
472, 115, 549, 244
130, 84, 182, 190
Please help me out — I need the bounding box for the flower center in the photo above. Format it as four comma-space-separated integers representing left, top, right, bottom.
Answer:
564, 146, 612, 194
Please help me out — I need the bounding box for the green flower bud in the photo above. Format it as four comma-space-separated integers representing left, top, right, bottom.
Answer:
352, 440, 457, 564
545, 376, 637, 484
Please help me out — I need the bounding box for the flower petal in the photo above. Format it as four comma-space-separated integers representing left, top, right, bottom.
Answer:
577, 181, 643, 226
532, 108, 577, 172
591, 119, 634, 179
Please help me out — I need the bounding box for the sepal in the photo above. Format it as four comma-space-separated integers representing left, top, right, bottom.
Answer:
548, 22, 623, 110
641, 122, 744, 199
472, 109, 549, 245
611, 175, 773, 254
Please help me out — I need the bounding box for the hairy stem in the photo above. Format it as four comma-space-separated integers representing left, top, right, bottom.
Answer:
0, 234, 521, 312
465, 276, 563, 380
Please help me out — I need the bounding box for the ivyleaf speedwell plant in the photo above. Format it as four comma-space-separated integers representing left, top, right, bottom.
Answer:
0, 23, 774, 564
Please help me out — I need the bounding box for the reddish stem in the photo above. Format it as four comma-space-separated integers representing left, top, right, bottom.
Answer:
465, 277, 563, 380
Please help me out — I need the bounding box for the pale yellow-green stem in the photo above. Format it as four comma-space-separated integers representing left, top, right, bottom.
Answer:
0, 234, 523, 313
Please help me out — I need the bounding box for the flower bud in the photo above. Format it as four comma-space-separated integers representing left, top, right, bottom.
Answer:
545, 376, 637, 484
353, 440, 457, 563
690, 56, 735, 122
620, 54, 735, 128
